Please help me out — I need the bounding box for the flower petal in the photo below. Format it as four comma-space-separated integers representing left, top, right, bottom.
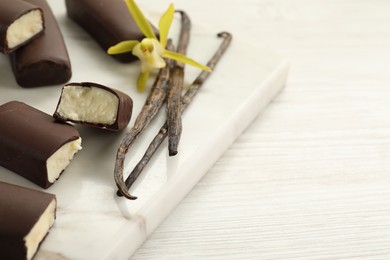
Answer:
125, 0, 157, 40
159, 3, 175, 49
107, 40, 139, 55
162, 50, 212, 72
133, 39, 166, 73
137, 71, 150, 92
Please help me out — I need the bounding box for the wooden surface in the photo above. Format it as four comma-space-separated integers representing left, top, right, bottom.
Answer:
131, 0, 390, 258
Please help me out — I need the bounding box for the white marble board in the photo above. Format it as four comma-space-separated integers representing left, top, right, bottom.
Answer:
0, 1, 289, 259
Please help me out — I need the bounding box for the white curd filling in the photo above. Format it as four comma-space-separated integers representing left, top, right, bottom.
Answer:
46, 137, 82, 183
57, 85, 119, 125
24, 199, 56, 260
6, 10, 43, 49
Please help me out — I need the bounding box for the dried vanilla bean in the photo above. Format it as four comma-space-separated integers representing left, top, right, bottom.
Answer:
174, 10, 191, 57
114, 41, 174, 199
117, 32, 233, 199
166, 10, 191, 156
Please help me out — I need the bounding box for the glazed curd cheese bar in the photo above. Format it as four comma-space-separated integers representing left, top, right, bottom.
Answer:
10, 0, 72, 87
0, 101, 82, 188
65, 0, 157, 62
0, 181, 56, 260
0, 0, 44, 54
54, 82, 133, 131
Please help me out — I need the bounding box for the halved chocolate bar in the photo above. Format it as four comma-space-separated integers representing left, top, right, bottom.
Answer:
65, 0, 158, 62
0, 181, 56, 260
10, 0, 72, 87
54, 82, 133, 131
0, 0, 44, 54
0, 101, 82, 188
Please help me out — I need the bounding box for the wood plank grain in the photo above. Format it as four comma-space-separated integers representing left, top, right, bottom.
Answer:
132, 0, 390, 258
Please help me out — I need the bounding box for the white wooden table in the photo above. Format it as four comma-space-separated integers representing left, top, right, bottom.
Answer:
131, 0, 390, 259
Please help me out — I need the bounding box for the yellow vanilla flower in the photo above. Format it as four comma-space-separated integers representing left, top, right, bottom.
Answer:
107, 0, 211, 92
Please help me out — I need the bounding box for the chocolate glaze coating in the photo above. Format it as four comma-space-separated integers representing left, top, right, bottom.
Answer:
65, 0, 158, 63
0, 101, 80, 188
54, 82, 133, 131
10, 0, 71, 87
0, 0, 44, 54
0, 181, 56, 260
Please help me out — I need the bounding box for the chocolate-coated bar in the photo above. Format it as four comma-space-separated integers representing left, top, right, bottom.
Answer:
0, 0, 44, 54
54, 82, 133, 131
0, 181, 56, 260
10, 0, 72, 87
0, 101, 82, 188
65, 0, 158, 63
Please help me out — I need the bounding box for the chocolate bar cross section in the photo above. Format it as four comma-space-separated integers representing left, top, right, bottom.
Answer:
10, 0, 72, 87
0, 101, 82, 188
0, 181, 56, 260
0, 0, 44, 54
54, 82, 133, 131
